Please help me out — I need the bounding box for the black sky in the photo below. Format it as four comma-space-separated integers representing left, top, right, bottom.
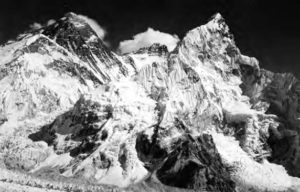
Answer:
0, 0, 300, 76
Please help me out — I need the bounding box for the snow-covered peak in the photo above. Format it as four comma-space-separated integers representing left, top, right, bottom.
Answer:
181, 13, 233, 60
207, 13, 228, 32
0, 12, 300, 192
41, 13, 133, 83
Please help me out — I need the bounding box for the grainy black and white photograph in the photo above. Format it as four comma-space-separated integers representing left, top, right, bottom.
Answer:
0, 0, 300, 191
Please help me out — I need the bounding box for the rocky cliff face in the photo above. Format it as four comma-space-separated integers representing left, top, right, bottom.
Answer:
0, 12, 300, 192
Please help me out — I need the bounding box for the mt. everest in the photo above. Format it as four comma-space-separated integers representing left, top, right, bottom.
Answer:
0, 12, 299, 192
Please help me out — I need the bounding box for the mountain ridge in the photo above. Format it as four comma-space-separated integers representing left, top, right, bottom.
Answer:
0, 12, 299, 192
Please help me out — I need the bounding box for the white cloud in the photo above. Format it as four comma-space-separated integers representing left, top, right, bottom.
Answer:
77, 15, 106, 40
29, 19, 56, 31
46, 19, 56, 26
118, 28, 179, 54
77, 15, 110, 47
29, 22, 43, 30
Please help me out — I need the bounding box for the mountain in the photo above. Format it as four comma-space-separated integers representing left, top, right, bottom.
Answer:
0, 12, 299, 192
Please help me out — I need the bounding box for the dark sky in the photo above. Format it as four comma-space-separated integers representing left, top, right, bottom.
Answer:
0, 0, 300, 76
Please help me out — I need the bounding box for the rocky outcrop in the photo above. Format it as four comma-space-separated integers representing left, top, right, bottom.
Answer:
240, 65, 300, 177
156, 134, 235, 191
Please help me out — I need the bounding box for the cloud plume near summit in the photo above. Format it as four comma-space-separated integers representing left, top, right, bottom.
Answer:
77, 14, 107, 40
77, 14, 110, 47
118, 28, 180, 54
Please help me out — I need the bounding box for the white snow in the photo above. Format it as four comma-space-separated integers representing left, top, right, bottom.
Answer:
30, 153, 72, 173
212, 132, 300, 192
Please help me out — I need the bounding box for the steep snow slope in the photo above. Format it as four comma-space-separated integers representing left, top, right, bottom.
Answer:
0, 34, 96, 128
0, 12, 300, 192
122, 43, 169, 96
29, 80, 157, 187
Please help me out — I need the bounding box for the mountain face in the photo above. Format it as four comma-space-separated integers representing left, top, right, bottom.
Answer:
0, 12, 300, 192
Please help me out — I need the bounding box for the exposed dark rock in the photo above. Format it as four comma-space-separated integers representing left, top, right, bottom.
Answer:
263, 73, 300, 177
134, 43, 169, 56
92, 152, 111, 169
28, 121, 57, 146
29, 95, 111, 156
239, 58, 300, 177
70, 138, 97, 157
0, 115, 7, 126
136, 126, 168, 171
156, 134, 236, 191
